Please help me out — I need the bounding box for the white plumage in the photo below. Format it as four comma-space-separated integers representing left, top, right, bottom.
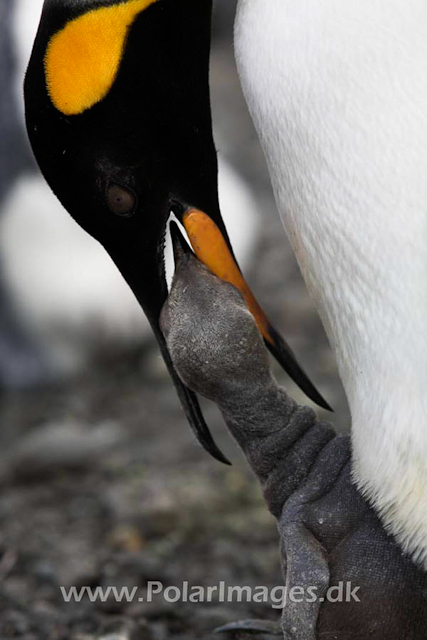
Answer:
235, 0, 427, 566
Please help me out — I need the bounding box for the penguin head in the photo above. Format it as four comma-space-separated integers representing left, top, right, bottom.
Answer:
25, 0, 219, 314
24, 0, 329, 463
24, 0, 238, 463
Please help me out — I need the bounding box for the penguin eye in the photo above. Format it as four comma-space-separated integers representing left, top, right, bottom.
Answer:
107, 184, 136, 217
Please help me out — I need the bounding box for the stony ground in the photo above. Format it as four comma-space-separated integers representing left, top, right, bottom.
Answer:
0, 321, 347, 640
0, 4, 349, 638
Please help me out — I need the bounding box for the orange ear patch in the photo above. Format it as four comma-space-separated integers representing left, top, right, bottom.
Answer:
44, 0, 158, 115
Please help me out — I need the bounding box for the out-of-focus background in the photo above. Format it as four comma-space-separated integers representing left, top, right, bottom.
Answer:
0, 1, 349, 638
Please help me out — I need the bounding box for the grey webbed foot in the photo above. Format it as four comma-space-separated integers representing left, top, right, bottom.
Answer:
280, 435, 427, 639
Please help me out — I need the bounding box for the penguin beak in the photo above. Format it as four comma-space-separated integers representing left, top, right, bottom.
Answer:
119, 198, 330, 468
177, 207, 331, 413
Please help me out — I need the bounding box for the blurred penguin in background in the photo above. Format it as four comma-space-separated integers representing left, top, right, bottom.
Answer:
0, 0, 257, 382
0, 0, 47, 389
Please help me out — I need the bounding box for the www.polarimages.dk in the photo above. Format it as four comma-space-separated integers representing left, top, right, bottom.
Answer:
60, 581, 361, 609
